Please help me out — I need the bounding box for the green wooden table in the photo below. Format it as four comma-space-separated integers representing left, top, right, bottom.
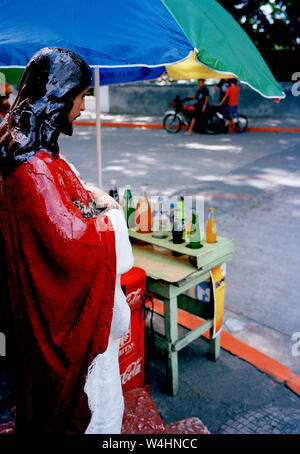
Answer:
129, 229, 234, 396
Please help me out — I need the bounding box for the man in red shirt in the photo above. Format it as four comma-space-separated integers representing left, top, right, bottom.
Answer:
219, 78, 240, 134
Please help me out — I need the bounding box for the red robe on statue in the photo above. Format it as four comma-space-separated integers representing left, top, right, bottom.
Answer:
0, 150, 116, 434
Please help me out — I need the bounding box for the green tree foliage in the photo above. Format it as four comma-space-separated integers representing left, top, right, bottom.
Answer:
217, 1, 299, 79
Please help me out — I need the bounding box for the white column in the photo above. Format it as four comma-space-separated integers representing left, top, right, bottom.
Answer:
94, 67, 102, 188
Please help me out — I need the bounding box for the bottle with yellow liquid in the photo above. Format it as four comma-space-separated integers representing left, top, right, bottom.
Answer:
206, 208, 217, 243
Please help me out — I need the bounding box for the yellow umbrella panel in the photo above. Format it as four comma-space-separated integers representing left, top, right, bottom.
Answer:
166, 51, 235, 80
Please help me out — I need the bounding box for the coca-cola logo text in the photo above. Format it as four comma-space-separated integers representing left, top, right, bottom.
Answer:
121, 357, 142, 385
126, 288, 142, 306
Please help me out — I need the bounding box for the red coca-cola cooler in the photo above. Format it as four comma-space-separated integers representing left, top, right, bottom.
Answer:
119, 266, 146, 392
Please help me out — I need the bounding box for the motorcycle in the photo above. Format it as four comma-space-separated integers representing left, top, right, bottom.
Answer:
163, 95, 248, 134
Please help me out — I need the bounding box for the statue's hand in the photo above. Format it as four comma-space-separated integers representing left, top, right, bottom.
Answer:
86, 184, 121, 210
95, 192, 121, 210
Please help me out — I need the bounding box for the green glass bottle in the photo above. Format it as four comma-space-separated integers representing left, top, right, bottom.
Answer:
121, 186, 135, 228
176, 195, 186, 240
189, 198, 201, 249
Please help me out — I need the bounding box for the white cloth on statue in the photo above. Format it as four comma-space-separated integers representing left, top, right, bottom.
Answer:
84, 208, 133, 434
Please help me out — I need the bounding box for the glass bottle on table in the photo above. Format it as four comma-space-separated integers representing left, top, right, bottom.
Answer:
109, 179, 119, 203
188, 197, 202, 249
206, 208, 217, 243
121, 186, 135, 229
169, 201, 175, 233
176, 195, 185, 239
152, 196, 168, 239
172, 206, 184, 256
172, 207, 184, 244
135, 185, 151, 233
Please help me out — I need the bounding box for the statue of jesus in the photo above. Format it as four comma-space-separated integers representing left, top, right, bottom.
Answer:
0, 47, 133, 434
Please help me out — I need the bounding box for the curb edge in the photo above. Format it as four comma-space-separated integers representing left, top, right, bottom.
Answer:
146, 299, 300, 397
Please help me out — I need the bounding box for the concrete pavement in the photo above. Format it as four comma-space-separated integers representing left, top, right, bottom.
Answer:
144, 320, 300, 434
58, 119, 300, 379
1, 343, 299, 434
1, 116, 299, 435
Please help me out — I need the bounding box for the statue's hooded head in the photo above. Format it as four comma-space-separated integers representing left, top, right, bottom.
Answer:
0, 47, 92, 174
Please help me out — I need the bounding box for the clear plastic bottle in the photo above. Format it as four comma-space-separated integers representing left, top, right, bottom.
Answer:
206, 208, 217, 243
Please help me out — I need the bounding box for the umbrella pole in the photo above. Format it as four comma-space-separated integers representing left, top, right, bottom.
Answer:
94, 67, 102, 188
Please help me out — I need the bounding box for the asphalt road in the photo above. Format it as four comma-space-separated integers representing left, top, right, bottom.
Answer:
59, 125, 300, 375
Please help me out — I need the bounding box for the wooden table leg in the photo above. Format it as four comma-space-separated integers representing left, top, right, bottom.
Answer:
164, 296, 179, 396
209, 326, 221, 361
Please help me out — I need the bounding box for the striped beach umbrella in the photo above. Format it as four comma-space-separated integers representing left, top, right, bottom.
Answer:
0, 0, 285, 185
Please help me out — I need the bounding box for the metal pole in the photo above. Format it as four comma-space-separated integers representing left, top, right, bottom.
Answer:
94, 67, 102, 188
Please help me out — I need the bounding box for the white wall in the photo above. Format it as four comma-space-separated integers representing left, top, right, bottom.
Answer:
85, 86, 110, 113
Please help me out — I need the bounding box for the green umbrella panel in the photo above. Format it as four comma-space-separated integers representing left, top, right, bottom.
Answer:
162, 0, 285, 99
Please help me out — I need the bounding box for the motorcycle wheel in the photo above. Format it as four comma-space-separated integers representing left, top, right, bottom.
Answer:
163, 114, 181, 133
234, 114, 248, 133
204, 116, 218, 135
